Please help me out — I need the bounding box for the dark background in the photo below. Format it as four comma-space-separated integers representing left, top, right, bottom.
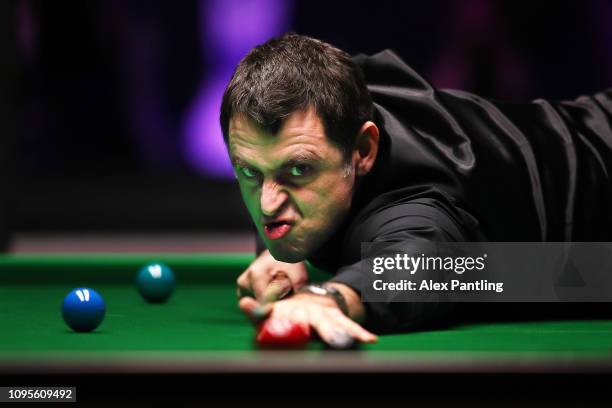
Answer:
1, 0, 611, 248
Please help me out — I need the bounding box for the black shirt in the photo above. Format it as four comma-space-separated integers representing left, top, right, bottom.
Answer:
306, 50, 612, 333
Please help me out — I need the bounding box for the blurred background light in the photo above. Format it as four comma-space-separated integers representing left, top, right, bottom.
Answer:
182, 0, 293, 178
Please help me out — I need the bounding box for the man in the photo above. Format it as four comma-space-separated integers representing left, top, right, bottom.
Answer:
220, 33, 612, 342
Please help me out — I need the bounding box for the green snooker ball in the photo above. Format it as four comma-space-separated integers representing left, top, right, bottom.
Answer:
136, 262, 175, 303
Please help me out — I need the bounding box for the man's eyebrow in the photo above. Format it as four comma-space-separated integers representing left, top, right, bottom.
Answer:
283, 151, 322, 165
231, 152, 322, 171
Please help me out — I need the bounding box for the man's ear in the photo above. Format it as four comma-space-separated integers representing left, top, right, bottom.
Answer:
353, 121, 379, 176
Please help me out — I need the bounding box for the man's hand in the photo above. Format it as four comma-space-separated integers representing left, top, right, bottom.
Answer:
239, 284, 378, 344
236, 249, 308, 301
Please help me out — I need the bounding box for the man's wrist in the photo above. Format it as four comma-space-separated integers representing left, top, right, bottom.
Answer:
298, 284, 349, 316
297, 282, 365, 323
325, 282, 366, 323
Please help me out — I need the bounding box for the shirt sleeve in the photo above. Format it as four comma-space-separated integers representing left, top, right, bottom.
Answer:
329, 194, 479, 333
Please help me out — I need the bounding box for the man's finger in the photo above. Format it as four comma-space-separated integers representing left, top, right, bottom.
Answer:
310, 308, 377, 345
251, 303, 274, 323
309, 313, 344, 345
236, 269, 254, 299
326, 310, 377, 343
238, 296, 271, 326
251, 268, 272, 300
287, 268, 308, 291
238, 296, 259, 315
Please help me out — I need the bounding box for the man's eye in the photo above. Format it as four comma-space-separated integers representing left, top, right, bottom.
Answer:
289, 165, 311, 177
239, 166, 259, 179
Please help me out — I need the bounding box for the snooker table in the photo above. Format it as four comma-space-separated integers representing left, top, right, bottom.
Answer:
1, 253, 612, 405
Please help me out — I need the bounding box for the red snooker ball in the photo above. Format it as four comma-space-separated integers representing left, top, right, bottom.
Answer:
256, 319, 311, 348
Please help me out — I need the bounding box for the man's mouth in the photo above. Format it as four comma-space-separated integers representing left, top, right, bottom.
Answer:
264, 220, 293, 240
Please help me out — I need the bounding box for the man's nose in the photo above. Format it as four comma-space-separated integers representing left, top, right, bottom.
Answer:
260, 181, 288, 217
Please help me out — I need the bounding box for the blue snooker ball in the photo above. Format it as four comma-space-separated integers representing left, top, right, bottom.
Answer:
136, 262, 175, 303
61, 288, 106, 332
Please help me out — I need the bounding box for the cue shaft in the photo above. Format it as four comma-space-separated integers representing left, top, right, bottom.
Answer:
251, 271, 293, 322
261, 270, 293, 304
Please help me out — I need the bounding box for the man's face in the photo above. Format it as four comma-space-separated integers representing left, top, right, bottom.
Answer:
228, 108, 356, 263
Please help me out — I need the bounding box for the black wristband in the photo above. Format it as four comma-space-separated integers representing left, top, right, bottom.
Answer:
298, 284, 349, 316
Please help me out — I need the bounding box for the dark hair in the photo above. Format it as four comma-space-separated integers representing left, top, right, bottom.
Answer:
220, 33, 373, 160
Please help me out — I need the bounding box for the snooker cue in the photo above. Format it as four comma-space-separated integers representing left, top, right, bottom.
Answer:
251, 271, 293, 321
